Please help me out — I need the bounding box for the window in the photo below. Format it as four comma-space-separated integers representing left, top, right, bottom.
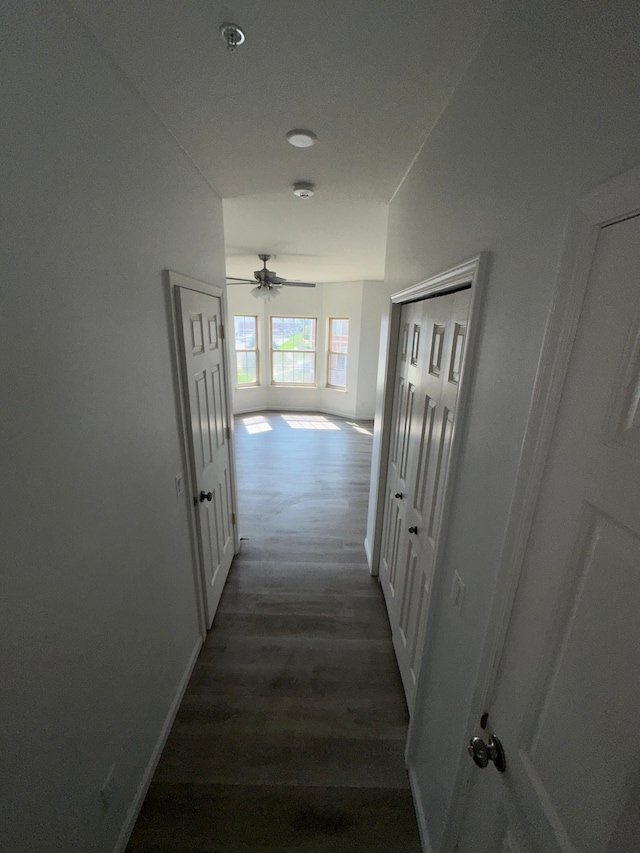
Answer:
327, 318, 349, 389
270, 316, 317, 385
234, 315, 258, 386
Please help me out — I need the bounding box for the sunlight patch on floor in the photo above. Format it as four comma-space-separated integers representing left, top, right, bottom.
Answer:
242, 415, 272, 434
346, 421, 373, 436
281, 415, 340, 431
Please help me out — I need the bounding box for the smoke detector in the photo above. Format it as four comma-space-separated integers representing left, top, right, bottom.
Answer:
220, 23, 245, 53
292, 181, 315, 199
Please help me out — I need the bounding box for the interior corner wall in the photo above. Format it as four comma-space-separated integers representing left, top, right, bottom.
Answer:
1, 4, 226, 851
226, 280, 390, 420
319, 280, 364, 418
385, 0, 640, 848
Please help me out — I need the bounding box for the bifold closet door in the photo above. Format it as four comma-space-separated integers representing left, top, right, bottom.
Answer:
380, 288, 471, 709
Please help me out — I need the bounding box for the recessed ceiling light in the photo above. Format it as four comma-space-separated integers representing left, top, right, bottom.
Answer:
286, 129, 317, 148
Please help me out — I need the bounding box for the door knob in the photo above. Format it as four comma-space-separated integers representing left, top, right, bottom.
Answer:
468, 735, 506, 773
199, 491, 213, 502
408, 525, 418, 534
395, 492, 404, 499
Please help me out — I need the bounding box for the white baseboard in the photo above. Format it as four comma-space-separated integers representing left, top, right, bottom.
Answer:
409, 765, 433, 853
113, 635, 203, 853
364, 536, 373, 571
232, 404, 375, 420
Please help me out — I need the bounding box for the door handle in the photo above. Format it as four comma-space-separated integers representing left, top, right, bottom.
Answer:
408, 526, 418, 534
395, 492, 404, 499
468, 735, 506, 773
199, 491, 213, 502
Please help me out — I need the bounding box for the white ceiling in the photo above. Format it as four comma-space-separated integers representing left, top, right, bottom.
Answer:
70, 0, 500, 283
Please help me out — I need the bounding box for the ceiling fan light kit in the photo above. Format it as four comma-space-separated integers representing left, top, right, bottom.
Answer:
251, 285, 280, 301
292, 181, 315, 199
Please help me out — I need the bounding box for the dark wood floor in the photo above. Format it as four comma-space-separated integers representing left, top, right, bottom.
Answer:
126, 411, 422, 852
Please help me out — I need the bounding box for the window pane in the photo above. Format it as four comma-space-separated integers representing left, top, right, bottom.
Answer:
271, 317, 285, 349
271, 317, 316, 351
234, 316, 258, 385
270, 317, 317, 384
272, 351, 286, 383
245, 351, 257, 384
301, 318, 316, 351
236, 351, 257, 385
329, 353, 347, 387
234, 315, 256, 350
328, 319, 348, 387
330, 318, 349, 353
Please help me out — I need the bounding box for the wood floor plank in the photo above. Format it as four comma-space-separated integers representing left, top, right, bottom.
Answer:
126, 784, 423, 853
126, 411, 421, 852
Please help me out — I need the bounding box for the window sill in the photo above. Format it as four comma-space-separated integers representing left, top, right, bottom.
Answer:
270, 383, 317, 389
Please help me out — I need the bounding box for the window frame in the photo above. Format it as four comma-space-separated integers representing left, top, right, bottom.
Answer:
326, 317, 349, 390
233, 314, 260, 388
269, 315, 318, 387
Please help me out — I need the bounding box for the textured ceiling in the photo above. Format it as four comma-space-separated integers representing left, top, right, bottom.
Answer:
69, 0, 500, 282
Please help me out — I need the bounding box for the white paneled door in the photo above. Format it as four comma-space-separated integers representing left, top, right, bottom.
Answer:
380, 288, 471, 710
456, 214, 640, 851
178, 287, 235, 628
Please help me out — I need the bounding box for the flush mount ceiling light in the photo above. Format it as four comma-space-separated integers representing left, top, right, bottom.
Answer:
292, 181, 315, 199
219, 23, 245, 53
286, 129, 317, 148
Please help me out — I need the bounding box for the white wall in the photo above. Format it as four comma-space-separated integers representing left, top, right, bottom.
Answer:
356, 282, 396, 418
1, 4, 225, 851
319, 281, 364, 417
226, 280, 392, 419
382, 0, 640, 849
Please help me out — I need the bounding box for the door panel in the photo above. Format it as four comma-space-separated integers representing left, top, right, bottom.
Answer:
380, 302, 421, 622
456, 214, 640, 852
380, 289, 471, 709
179, 287, 235, 628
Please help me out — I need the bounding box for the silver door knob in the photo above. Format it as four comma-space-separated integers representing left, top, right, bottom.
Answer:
468, 735, 506, 773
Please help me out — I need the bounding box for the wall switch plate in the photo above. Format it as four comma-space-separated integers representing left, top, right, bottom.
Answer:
451, 571, 465, 612
175, 473, 184, 498
100, 764, 116, 808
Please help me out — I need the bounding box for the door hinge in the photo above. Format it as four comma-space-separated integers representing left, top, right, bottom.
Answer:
225, 426, 231, 440
219, 324, 225, 340
232, 513, 236, 525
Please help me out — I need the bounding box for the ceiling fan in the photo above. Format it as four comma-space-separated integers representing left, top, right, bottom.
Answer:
226, 254, 316, 300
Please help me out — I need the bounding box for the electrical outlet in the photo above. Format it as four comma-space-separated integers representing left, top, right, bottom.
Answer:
100, 764, 116, 808
175, 472, 185, 498
451, 571, 465, 612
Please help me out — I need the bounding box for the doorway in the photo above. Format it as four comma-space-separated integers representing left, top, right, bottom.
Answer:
168, 270, 240, 631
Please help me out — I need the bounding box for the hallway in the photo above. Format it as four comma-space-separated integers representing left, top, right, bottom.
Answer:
126, 411, 422, 852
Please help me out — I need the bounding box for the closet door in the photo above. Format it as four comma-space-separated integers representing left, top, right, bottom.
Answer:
379, 301, 422, 627
380, 289, 471, 709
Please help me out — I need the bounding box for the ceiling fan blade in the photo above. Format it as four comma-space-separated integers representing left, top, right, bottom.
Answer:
282, 281, 316, 288
232, 256, 316, 289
